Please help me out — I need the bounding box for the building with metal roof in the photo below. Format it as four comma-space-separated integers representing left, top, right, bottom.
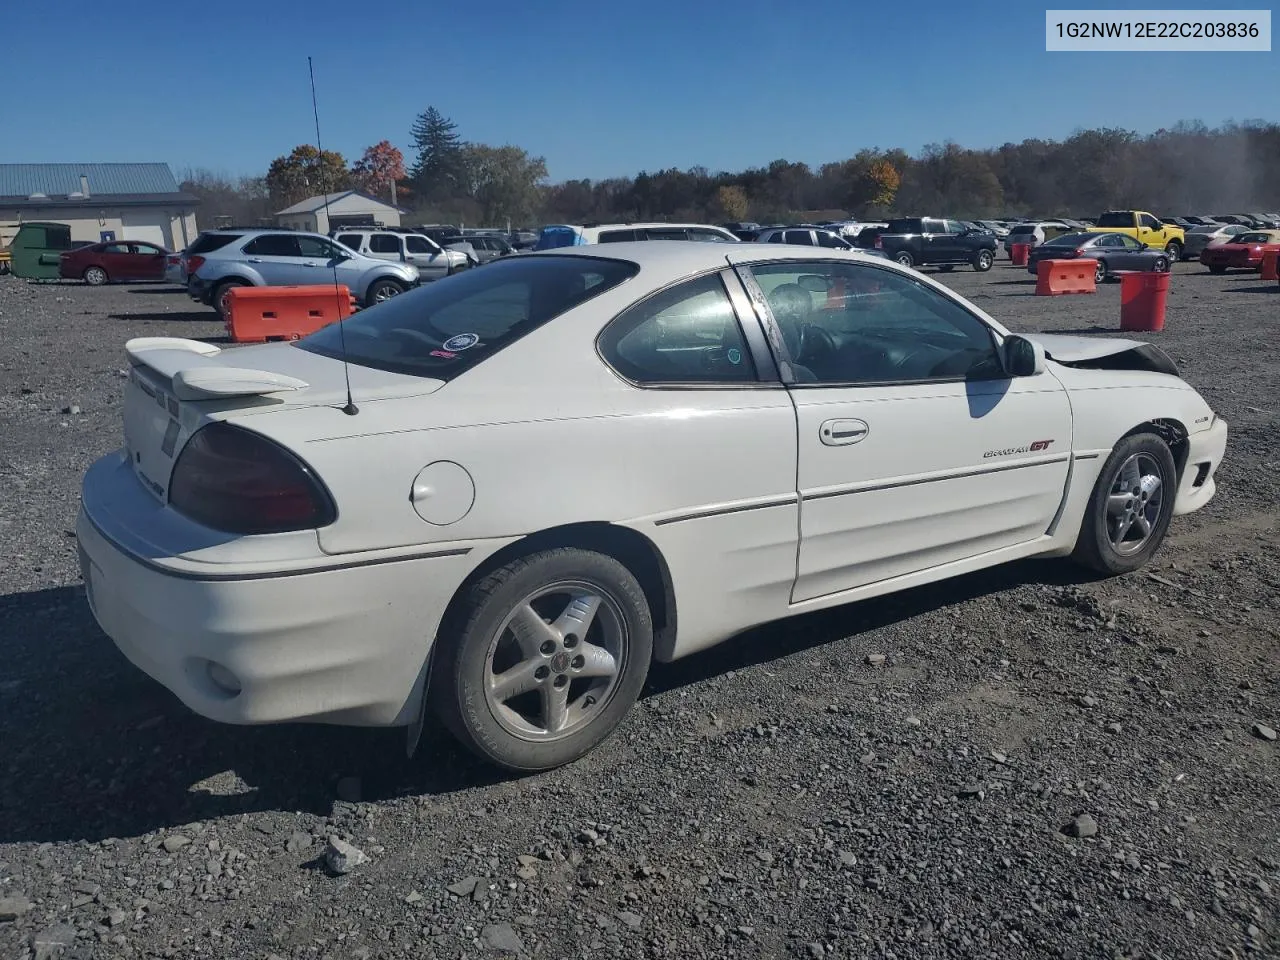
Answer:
275, 190, 405, 233
0, 163, 200, 251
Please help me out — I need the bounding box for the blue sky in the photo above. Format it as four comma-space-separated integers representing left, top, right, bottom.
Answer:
3, 0, 1275, 183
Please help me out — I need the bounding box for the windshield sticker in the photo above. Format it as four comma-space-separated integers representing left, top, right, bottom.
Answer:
443, 333, 480, 352
726, 348, 742, 365
429, 349, 457, 359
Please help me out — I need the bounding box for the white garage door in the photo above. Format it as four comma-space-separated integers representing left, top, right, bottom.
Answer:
120, 213, 170, 248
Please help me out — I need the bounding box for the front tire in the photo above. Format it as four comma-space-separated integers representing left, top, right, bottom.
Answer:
1208, 265, 1227, 275
365, 278, 406, 307
1071, 433, 1177, 576
972, 249, 994, 272
1094, 260, 1108, 284
431, 548, 653, 772
83, 266, 108, 286
1153, 256, 1170, 272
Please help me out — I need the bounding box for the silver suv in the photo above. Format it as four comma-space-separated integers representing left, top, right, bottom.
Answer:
332, 228, 473, 281
187, 229, 420, 317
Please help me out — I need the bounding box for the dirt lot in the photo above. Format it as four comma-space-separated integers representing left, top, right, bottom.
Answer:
0, 263, 1277, 960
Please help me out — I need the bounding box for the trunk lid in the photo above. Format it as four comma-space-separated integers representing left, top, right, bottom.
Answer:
121, 337, 444, 502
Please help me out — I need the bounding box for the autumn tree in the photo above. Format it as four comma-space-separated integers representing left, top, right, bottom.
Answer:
867, 161, 900, 207
351, 141, 407, 204
458, 145, 548, 224
712, 185, 749, 222
410, 107, 467, 202
265, 145, 350, 208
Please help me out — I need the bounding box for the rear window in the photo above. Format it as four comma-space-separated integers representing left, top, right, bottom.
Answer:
1041, 234, 1082, 246
1095, 212, 1133, 227
297, 255, 639, 380
188, 233, 241, 255
1008, 225, 1036, 236
1236, 233, 1271, 243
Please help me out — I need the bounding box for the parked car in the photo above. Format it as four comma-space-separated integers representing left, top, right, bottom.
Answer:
1026, 232, 1171, 282
78, 241, 1228, 772
1090, 211, 1186, 261
439, 232, 514, 264
754, 226, 858, 248
332, 228, 472, 280
873, 217, 997, 271
1181, 223, 1249, 259
412, 224, 462, 244
1247, 213, 1280, 228
534, 223, 740, 249
720, 221, 760, 234
1198, 230, 1280, 273
971, 219, 1010, 239
1210, 214, 1257, 226
58, 240, 170, 285
185, 229, 420, 317
509, 230, 539, 250
1003, 221, 1075, 256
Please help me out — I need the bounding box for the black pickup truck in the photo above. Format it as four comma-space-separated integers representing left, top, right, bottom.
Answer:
873, 217, 998, 271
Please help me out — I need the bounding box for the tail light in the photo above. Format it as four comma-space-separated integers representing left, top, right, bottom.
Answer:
186, 255, 205, 275
169, 422, 336, 534
1075, 248, 1088, 255
874, 236, 883, 249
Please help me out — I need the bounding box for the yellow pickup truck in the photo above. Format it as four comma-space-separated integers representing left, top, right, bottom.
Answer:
1092, 211, 1185, 260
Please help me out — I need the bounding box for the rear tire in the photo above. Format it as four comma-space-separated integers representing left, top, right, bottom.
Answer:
212, 279, 248, 319
1153, 256, 1170, 272
365, 278, 406, 307
972, 249, 994, 272
83, 266, 108, 286
431, 548, 653, 772
894, 251, 915, 268
1208, 265, 1227, 275
1071, 432, 1177, 576
938, 264, 955, 272
1094, 260, 1108, 284
1164, 241, 1182, 262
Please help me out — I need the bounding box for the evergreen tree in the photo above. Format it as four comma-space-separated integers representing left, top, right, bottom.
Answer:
409, 107, 466, 202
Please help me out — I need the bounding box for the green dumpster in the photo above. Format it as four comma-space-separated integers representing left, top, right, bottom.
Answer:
10, 222, 72, 279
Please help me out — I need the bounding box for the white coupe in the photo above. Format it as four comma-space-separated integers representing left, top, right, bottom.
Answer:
78, 243, 1228, 771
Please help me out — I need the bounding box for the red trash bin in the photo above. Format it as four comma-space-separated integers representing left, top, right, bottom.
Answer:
1119, 271, 1170, 332
1009, 242, 1030, 266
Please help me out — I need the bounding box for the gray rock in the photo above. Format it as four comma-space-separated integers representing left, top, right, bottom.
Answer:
1064, 813, 1099, 838
404, 891, 423, 904
617, 910, 642, 929
62, 404, 80, 415
1077, 695, 1099, 709
807, 943, 826, 958
578, 828, 600, 844
284, 832, 312, 854
838, 850, 857, 867
335, 776, 362, 802
516, 854, 539, 867
106, 908, 127, 927
1106, 722, 1123, 734
866, 653, 886, 666
0, 894, 33, 921
447, 876, 480, 897
1252, 723, 1277, 742
160, 835, 190, 853
515, 865, 537, 881
905, 716, 922, 728
31, 923, 77, 960
481, 921, 525, 953
71, 881, 99, 897
957, 784, 983, 799
323, 836, 367, 875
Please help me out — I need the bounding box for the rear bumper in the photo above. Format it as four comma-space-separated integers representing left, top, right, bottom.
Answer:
1173, 417, 1228, 516
77, 454, 483, 727
187, 275, 213, 304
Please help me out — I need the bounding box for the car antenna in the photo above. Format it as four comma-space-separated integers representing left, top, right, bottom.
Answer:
308, 55, 358, 416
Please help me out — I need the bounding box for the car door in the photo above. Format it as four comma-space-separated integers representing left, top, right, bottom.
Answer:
920, 218, 952, 262
1136, 213, 1163, 247
99, 242, 134, 278
127, 242, 167, 280
405, 234, 448, 279
783, 230, 816, 247
241, 233, 310, 285
303, 235, 370, 290
732, 257, 1073, 602
1113, 234, 1145, 267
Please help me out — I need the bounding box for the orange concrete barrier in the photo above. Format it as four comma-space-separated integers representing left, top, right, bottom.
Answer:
1035, 258, 1097, 296
1009, 243, 1030, 266
225, 285, 357, 343
1260, 249, 1280, 281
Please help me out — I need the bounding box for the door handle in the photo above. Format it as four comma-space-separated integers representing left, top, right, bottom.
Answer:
820, 419, 870, 445
301, 262, 318, 267
246, 258, 263, 263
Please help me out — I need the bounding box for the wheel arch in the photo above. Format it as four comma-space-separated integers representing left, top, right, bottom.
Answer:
1122, 418, 1190, 481
437, 521, 677, 664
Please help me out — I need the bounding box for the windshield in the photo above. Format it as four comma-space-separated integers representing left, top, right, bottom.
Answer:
1235, 233, 1271, 244
296, 255, 638, 380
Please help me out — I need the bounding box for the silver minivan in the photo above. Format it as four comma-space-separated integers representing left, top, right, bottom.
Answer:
333, 229, 473, 281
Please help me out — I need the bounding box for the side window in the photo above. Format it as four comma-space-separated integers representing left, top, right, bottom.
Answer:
337, 234, 364, 251
687, 228, 731, 242
749, 261, 1003, 385
598, 229, 637, 243
297, 235, 344, 258
1140, 214, 1161, 230
783, 230, 815, 246
368, 234, 402, 254
816, 231, 846, 248
1117, 235, 1141, 250
645, 228, 688, 241
242, 234, 301, 257
103, 243, 130, 254
405, 236, 436, 254
599, 272, 757, 385
922, 219, 946, 234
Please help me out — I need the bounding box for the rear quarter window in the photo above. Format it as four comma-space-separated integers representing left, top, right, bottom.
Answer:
188, 233, 241, 254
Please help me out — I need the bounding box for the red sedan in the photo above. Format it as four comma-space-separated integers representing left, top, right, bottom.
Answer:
1199, 230, 1280, 274
59, 240, 171, 285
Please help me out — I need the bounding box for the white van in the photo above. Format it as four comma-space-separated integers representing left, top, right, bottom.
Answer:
534, 223, 739, 250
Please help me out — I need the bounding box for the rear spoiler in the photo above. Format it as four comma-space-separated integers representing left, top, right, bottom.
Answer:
124, 337, 310, 401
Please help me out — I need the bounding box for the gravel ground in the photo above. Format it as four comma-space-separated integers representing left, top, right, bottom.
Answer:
0, 263, 1277, 960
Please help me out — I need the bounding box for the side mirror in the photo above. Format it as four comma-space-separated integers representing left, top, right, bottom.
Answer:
1003, 335, 1046, 377
1139, 242, 1149, 250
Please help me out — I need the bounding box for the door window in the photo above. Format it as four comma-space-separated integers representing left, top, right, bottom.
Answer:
645, 228, 689, 241
405, 235, 437, 254
297, 235, 345, 258
1095, 234, 1123, 248
368, 234, 402, 254
783, 230, 815, 246
748, 261, 1003, 385
243, 234, 302, 257
922, 219, 946, 234
598, 272, 757, 384
1116, 235, 1142, 250
102, 243, 131, 254
816, 231, 848, 248
130, 243, 162, 255
687, 228, 734, 242
1139, 214, 1161, 230
598, 229, 638, 243
336, 234, 364, 251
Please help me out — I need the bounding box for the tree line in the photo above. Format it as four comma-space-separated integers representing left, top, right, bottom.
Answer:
181, 114, 1280, 230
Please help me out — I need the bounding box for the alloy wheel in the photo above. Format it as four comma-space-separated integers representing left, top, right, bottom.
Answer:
1106, 453, 1165, 556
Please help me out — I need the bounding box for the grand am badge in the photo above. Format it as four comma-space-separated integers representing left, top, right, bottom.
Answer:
984, 439, 1054, 459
